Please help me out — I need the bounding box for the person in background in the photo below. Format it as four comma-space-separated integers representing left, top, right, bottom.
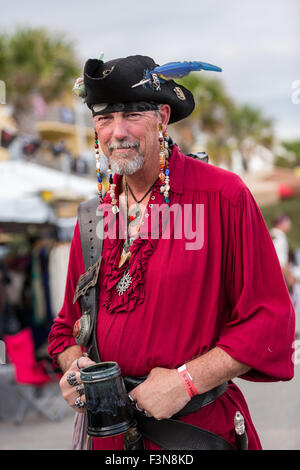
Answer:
270, 213, 300, 334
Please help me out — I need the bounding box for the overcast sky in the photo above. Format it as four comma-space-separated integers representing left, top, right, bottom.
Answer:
1, 0, 299, 139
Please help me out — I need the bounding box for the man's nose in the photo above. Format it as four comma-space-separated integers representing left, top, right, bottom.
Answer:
111, 117, 129, 141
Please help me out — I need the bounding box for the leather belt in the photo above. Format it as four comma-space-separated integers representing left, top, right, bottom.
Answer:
133, 411, 235, 450
123, 376, 228, 417
123, 376, 233, 450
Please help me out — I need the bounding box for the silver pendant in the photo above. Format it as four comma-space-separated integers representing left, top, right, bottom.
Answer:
116, 269, 133, 296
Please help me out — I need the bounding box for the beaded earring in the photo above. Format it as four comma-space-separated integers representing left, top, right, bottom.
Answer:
158, 123, 170, 204
94, 130, 103, 204
108, 180, 119, 215
94, 130, 119, 213
107, 161, 119, 214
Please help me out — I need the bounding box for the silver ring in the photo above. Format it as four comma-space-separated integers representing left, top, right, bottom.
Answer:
143, 410, 152, 418
67, 371, 78, 387
128, 394, 136, 404
76, 384, 84, 396
135, 403, 144, 413
74, 397, 85, 409
76, 357, 85, 369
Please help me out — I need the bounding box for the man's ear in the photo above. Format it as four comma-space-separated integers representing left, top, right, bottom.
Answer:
159, 104, 171, 130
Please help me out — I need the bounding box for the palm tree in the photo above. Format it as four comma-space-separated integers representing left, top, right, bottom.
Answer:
0, 28, 80, 133
205, 136, 233, 168
274, 140, 300, 168
172, 74, 235, 164
0, 34, 8, 80
172, 75, 275, 172
180, 75, 234, 134
281, 140, 300, 161
229, 104, 274, 172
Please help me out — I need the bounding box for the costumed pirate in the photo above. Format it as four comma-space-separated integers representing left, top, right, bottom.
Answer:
48, 54, 295, 450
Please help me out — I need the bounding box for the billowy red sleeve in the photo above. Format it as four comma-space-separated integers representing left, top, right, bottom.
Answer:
217, 187, 295, 381
48, 222, 85, 368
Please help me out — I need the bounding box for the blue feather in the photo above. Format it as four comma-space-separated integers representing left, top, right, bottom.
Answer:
153, 61, 222, 80
131, 60, 222, 89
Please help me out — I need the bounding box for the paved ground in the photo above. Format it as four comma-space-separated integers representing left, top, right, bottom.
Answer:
235, 362, 300, 450
0, 365, 299, 450
0, 380, 75, 450
0, 410, 75, 450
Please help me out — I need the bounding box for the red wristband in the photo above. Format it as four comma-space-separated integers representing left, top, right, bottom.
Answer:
177, 364, 198, 398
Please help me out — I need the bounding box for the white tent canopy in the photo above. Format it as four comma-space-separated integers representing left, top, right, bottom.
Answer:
0, 161, 97, 223
0, 196, 56, 224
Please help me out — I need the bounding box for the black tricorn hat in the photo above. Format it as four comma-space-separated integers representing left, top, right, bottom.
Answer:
83, 55, 195, 124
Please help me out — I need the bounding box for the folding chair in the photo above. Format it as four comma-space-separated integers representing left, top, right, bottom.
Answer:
4, 328, 65, 424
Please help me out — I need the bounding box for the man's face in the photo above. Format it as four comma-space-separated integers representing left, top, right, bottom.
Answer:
93, 110, 161, 175
282, 217, 292, 233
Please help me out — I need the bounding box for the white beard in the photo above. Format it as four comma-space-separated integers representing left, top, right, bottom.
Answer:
109, 152, 144, 175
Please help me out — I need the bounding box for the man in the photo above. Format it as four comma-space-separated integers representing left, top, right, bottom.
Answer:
270, 214, 297, 292
48, 55, 295, 450
270, 213, 300, 335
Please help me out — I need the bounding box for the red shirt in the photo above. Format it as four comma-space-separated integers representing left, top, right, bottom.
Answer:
48, 145, 295, 450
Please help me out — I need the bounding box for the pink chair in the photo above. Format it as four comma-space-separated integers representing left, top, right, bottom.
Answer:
5, 328, 52, 385
4, 328, 65, 423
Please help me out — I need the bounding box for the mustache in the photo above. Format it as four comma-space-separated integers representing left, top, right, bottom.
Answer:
108, 141, 139, 151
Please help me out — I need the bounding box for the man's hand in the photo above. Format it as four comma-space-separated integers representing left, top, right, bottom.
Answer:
128, 348, 251, 420
59, 356, 96, 413
128, 367, 190, 420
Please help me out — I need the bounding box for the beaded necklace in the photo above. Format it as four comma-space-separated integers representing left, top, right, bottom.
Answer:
94, 127, 171, 273
118, 176, 158, 268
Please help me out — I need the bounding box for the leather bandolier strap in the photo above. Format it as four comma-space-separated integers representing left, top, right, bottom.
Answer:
75, 196, 103, 363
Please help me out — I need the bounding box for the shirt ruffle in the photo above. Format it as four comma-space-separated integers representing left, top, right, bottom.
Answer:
102, 234, 158, 314
99, 165, 164, 314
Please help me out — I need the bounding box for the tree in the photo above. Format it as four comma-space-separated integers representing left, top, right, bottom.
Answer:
0, 28, 80, 133
179, 74, 234, 134
172, 74, 275, 171
173, 74, 235, 166
281, 140, 300, 161
228, 104, 274, 172
205, 136, 233, 168
274, 140, 300, 168
0, 35, 8, 80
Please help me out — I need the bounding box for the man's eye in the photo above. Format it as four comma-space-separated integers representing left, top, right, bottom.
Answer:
96, 116, 110, 123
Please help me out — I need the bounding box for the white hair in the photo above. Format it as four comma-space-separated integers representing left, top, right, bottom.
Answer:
109, 152, 144, 175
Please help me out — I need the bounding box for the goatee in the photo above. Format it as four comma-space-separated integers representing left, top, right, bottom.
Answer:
109, 153, 144, 175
